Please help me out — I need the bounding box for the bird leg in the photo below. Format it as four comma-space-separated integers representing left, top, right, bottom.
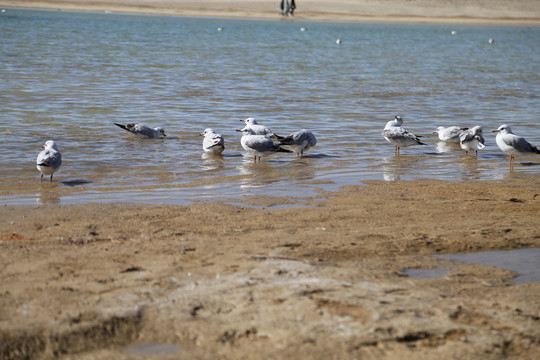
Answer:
41, 174, 44, 183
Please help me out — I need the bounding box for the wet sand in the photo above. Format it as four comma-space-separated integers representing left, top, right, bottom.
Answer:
1, 176, 539, 359
1, 0, 540, 24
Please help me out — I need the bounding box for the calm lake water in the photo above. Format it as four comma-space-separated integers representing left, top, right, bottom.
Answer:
1, 9, 539, 205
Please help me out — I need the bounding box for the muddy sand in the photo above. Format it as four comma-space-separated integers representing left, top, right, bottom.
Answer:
1, 176, 539, 359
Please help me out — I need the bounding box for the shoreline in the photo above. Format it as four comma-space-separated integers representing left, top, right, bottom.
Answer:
1, 176, 540, 358
1, 0, 540, 25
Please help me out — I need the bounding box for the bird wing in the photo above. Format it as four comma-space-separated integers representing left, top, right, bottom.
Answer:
382, 127, 403, 139
447, 127, 466, 138
282, 130, 317, 147
245, 135, 278, 152
503, 134, 536, 152
132, 124, 157, 137
459, 130, 476, 143
206, 134, 224, 148
384, 127, 420, 141
37, 149, 61, 168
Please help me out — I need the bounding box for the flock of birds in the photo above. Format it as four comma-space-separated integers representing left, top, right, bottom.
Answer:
35, 117, 317, 183
36, 115, 539, 183
383, 115, 540, 170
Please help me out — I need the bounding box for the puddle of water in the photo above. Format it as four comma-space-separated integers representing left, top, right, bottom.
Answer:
436, 248, 540, 284
122, 343, 182, 356
404, 268, 449, 279
406, 248, 540, 284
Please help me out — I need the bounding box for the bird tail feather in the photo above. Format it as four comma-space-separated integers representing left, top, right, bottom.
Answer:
114, 123, 130, 132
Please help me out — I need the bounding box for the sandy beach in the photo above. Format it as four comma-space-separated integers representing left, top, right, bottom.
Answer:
1, 0, 540, 24
1, 176, 540, 359
1, 1, 540, 359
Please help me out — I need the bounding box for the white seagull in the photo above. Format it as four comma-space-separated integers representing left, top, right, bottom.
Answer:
434, 126, 468, 143
237, 128, 291, 163
382, 115, 426, 155
36, 140, 62, 183
200, 128, 225, 155
240, 117, 283, 140
114, 123, 166, 138
493, 124, 540, 169
459, 125, 485, 156
280, 129, 317, 157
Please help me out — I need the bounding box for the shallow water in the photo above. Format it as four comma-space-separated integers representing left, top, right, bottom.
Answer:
123, 343, 182, 355
406, 248, 540, 284
1, 9, 540, 205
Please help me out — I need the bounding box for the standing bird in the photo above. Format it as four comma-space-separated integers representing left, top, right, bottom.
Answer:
36, 140, 62, 183
459, 126, 485, 156
240, 117, 283, 140
279, 129, 317, 157
237, 128, 291, 163
493, 124, 540, 169
114, 123, 166, 138
434, 126, 468, 143
200, 128, 225, 155
382, 115, 426, 155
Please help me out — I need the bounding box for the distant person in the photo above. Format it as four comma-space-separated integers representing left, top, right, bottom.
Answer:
280, 0, 296, 16
280, 0, 289, 16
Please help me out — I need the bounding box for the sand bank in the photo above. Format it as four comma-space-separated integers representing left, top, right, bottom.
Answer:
1, 177, 539, 359
1, 0, 540, 24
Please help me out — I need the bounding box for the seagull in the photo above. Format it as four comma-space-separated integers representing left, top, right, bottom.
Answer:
279, 129, 317, 157
200, 128, 225, 155
237, 128, 292, 163
382, 115, 426, 155
459, 126, 485, 156
114, 123, 166, 138
493, 124, 540, 169
433, 126, 468, 142
240, 117, 283, 140
36, 140, 62, 183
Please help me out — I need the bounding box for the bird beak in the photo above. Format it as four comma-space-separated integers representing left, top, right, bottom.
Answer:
492, 130, 499, 133
199, 132, 204, 136
432, 131, 437, 134
236, 129, 243, 132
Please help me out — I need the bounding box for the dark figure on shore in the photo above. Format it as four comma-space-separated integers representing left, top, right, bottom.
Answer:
280, 0, 296, 16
